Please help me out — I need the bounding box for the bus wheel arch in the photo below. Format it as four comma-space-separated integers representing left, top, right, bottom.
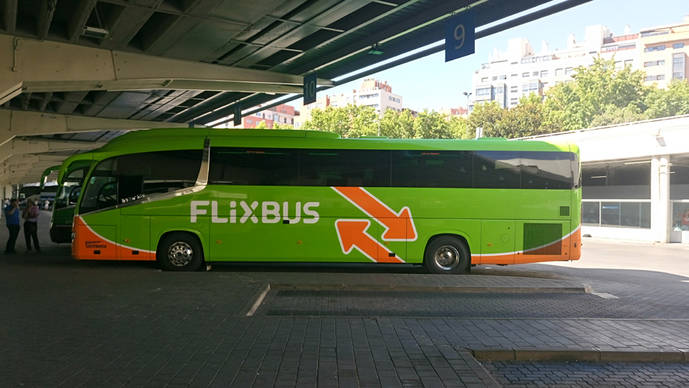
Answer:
156, 231, 205, 271
423, 234, 471, 274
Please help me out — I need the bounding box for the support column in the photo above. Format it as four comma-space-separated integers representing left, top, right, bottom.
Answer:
651, 155, 671, 243
2, 184, 12, 201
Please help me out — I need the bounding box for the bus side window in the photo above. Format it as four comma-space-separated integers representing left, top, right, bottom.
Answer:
115, 150, 202, 198
209, 148, 298, 186
473, 151, 521, 189
520, 151, 573, 190
392, 151, 472, 188
299, 150, 389, 187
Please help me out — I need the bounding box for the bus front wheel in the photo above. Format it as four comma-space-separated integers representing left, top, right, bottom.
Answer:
158, 233, 203, 271
424, 236, 470, 274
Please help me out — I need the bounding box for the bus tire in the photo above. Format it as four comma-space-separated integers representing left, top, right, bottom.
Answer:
424, 236, 470, 274
157, 232, 203, 271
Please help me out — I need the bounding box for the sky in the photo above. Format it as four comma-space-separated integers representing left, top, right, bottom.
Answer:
304, 0, 689, 112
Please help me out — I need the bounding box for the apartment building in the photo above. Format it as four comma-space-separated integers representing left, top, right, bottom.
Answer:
639, 16, 689, 88
219, 104, 296, 129
296, 78, 403, 128
471, 25, 638, 109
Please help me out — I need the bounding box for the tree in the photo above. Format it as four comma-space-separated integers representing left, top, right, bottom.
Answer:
644, 79, 689, 119
448, 116, 470, 139
379, 109, 415, 138
589, 104, 645, 128
301, 106, 349, 136
497, 93, 546, 138
467, 101, 505, 138
413, 110, 452, 139
272, 122, 294, 129
255, 120, 268, 129
346, 105, 378, 137
543, 57, 648, 131
301, 104, 378, 137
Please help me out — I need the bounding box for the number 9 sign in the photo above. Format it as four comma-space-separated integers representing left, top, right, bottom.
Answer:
445, 11, 475, 62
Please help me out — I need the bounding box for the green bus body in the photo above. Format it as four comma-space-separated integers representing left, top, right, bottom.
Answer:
65, 128, 581, 271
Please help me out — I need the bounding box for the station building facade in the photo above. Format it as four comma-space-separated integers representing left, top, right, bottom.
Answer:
528, 115, 689, 244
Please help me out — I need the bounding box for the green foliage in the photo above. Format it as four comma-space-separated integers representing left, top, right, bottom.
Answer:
413, 111, 452, 139
448, 116, 470, 139
499, 93, 546, 138
467, 101, 505, 138
300, 62, 688, 140
272, 122, 294, 129
644, 80, 689, 119
301, 106, 469, 139
254, 120, 268, 129
301, 105, 378, 137
543, 57, 648, 131
379, 109, 414, 138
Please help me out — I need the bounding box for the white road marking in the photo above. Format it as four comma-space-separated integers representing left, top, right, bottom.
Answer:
246, 284, 271, 317
590, 291, 619, 299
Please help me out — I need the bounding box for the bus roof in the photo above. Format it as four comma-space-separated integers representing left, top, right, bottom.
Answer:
57, 128, 578, 175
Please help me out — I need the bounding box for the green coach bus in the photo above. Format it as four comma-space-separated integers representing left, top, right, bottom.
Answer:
63, 128, 581, 273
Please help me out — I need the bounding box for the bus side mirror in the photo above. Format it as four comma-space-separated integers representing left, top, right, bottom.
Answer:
68, 186, 81, 205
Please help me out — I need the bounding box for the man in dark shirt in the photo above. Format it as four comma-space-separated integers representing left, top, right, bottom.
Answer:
4, 199, 20, 254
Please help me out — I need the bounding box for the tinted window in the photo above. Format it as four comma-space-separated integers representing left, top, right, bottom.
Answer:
115, 150, 201, 200
473, 151, 521, 189
391, 151, 472, 188
80, 150, 201, 213
300, 150, 389, 187
520, 151, 573, 189
209, 148, 298, 186
473, 151, 573, 189
208, 147, 574, 190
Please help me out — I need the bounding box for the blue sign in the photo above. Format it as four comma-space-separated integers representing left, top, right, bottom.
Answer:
303, 73, 317, 105
445, 11, 475, 62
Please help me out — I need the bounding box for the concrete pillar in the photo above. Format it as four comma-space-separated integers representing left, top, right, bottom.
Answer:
1, 184, 10, 201
651, 155, 671, 242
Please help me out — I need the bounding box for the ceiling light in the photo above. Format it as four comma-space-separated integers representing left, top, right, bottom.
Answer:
82, 26, 109, 39
367, 44, 384, 55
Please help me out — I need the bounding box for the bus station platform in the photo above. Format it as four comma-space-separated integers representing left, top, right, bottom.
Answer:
2, 212, 689, 387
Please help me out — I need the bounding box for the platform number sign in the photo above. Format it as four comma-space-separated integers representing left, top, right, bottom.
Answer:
233, 105, 241, 126
303, 73, 317, 105
445, 11, 475, 62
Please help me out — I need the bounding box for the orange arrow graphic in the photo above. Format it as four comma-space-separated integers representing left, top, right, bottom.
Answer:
333, 186, 417, 241
335, 219, 404, 263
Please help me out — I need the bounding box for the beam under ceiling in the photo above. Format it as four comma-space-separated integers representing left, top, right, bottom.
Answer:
0, 108, 188, 146
0, 34, 333, 105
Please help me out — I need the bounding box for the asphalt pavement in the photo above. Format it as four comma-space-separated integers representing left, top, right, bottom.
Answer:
1, 211, 689, 387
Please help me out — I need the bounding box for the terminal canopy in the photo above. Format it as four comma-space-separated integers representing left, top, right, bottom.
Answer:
0, 0, 588, 184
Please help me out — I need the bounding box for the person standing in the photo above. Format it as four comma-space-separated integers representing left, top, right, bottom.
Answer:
4, 199, 20, 254
23, 199, 40, 253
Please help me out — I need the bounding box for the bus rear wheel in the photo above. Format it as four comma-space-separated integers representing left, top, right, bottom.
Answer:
424, 236, 470, 274
158, 233, 203, 271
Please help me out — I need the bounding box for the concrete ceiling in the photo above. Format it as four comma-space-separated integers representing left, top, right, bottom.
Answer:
0, 0, 590, 184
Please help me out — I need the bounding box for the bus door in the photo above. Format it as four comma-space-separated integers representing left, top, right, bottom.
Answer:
74, 161, 119, 260
118, 175, 152, 260
480, 220, 515, 264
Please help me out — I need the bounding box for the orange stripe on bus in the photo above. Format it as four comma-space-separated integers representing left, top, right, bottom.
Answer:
476, 227, 581, 265
72, 217, 156, 261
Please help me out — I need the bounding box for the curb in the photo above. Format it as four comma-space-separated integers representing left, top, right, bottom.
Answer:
472, 349, 689, 363
271, 283, 589, 294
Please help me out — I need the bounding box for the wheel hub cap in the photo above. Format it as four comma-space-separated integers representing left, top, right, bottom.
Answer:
168, 242, 193, 267
434, 245, 459, 270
